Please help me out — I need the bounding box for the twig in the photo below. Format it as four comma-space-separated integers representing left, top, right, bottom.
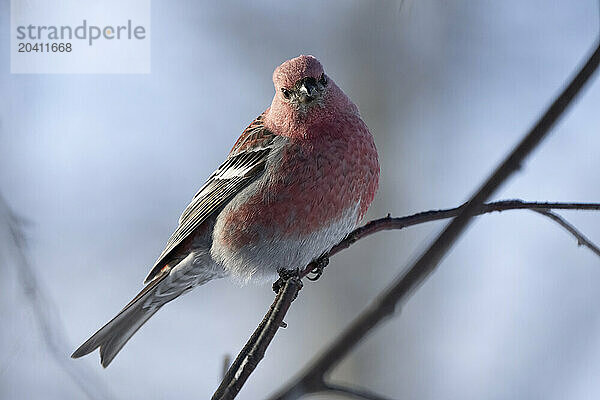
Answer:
212, 276, 303, 400
267, 38, 600, 400
301, 200, 600, 277
532, 209, 600, 257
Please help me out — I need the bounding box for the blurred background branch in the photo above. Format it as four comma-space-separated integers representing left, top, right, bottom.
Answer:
0, 194, 115, 400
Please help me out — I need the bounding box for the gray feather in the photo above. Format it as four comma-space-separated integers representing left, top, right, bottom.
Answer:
71, 272, 167, 367
72, 251, 221, 367
145, 117, 277, 284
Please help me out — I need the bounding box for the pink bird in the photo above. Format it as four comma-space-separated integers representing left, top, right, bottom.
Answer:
72, 55, 379, 367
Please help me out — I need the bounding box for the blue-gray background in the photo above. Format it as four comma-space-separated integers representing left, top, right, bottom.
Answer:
1, 1, 599, 399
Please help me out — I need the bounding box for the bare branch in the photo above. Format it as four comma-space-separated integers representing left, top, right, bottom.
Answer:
532, 209, 600, 257
212, 276, 303, 400
300, 200, 600, 278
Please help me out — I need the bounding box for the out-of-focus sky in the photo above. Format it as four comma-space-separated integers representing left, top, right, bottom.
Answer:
1, 1, 599, 399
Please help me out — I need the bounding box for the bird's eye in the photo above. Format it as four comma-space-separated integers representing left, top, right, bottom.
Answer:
319, 73, 328, 86
281, 88, 291, 99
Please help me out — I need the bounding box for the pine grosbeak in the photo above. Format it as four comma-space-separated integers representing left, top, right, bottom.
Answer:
72, 55, 379, 367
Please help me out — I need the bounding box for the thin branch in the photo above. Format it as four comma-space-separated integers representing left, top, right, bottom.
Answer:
267, 38, 600, 400
300, 200, 600, 278
532, 209, 600, 257
212, 277, 303, 400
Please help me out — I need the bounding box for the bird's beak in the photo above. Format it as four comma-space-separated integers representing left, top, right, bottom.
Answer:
298, 80, 319, 103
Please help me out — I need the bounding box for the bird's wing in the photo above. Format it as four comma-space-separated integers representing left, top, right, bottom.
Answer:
144, 113, 277, 283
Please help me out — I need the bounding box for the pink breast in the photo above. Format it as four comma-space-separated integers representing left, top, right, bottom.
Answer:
219, 117, 379, 249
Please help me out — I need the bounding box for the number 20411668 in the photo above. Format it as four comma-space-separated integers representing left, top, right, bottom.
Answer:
18, 43, 72, 52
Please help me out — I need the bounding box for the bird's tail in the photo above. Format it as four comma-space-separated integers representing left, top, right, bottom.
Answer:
72, 252, 220, 367
71, 271, 169, 367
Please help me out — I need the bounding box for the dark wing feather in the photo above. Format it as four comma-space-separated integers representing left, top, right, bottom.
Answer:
144, 114, 276, 283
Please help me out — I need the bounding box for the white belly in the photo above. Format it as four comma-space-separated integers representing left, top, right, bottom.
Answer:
210, 203, 360, 284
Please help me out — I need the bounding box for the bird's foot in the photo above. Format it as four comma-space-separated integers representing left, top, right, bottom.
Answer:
272, 268, 301, 294
306, 256, 329, 281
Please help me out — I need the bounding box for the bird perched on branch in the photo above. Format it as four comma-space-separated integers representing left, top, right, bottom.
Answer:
72, 55, 380, 367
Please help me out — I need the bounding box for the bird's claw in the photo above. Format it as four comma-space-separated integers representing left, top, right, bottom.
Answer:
306, 257, 329, 281
272, 268, 301, 293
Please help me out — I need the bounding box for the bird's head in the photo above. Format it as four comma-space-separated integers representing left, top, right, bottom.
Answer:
267, 55, 357, 139
272, 55, 329, 111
